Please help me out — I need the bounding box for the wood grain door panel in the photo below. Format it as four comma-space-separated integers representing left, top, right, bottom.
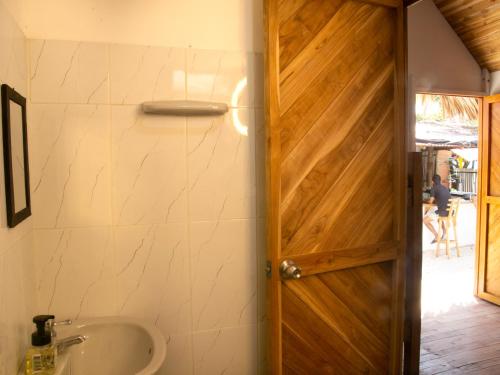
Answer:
265, 0, 406, 373
478, 96, 500, 305
283, 263, 393, 374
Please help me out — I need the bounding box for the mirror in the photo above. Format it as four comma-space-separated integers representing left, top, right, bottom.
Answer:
1, 84, 31, 227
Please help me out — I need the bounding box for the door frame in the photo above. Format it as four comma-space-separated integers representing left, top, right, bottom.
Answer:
476, 94, 500, 304
263, 0, 281, 373
404, 152, 423, 375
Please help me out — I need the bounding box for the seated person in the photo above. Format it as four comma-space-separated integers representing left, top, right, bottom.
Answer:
423, 174, 451, 244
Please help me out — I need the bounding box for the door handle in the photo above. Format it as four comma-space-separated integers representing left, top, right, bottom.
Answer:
280, 260, 302, 280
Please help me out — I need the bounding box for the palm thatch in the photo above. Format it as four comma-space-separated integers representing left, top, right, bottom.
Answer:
416, 94, 479, 123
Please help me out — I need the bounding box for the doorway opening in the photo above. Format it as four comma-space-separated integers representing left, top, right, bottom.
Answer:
416, 93, 479, 314
414, 93, 494, 373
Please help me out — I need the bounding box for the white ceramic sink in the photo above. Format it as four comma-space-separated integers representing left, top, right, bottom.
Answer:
54, 317, 166, 375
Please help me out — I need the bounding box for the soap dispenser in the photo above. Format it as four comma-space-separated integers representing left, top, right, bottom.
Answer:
25, 315, 56, 375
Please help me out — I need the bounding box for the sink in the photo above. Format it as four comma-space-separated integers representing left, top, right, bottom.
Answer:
54, 317, 166, 375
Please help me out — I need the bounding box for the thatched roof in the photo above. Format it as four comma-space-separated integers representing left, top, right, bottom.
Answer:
416, 94, 479, 149
416, 94, 479, 123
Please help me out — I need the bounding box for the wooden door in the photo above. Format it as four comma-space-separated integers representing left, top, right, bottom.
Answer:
476, 95, 500, 305
264, 0, 407, 373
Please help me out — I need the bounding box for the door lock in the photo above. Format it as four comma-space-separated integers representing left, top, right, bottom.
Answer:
279, 260, 302, 280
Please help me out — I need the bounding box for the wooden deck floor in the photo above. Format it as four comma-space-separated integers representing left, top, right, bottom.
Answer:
420, 298, 500, 374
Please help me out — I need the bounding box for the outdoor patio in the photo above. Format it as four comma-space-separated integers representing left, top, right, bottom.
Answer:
420, 226, 500, 373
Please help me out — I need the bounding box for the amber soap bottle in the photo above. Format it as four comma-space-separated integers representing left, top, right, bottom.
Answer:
25, 315, 56, 375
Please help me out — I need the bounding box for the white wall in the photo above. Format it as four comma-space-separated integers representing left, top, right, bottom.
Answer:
1, 0, 263, 53
27, 39, 265, 374
0, 0, 265, 372
490, 71, 500, 95
408, 0, 484, 95
0, 3, 35, 374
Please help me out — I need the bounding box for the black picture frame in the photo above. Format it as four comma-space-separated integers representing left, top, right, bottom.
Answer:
1, 84, 31, 228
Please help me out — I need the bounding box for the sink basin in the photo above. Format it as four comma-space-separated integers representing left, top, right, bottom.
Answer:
54, 317, 166, 375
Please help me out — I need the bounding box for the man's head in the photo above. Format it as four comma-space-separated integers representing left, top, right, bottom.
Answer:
432, 174, 441, 185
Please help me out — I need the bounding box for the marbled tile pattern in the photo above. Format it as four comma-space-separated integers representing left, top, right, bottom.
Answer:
29, 104, 111, 228
111, 106, 187, 225
33, 227, 115, 319
30, 40, 108, 104
114, 223, 191, 337
0, 4, 34, 375
0, 234, 35, 375
187, 110, 256, 221
190, 220, 257, 331
110, 44, 186, 104
187, 49, 254, 107
192, 325, 258, 375
28, 40, 265, 374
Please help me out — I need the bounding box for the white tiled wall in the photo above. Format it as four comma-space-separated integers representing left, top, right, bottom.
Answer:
28, 39, 265, 374
0, 3, 34, 375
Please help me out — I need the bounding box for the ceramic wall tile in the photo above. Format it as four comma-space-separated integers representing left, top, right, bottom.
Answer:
0, 234, 35, 375
190, 220, 257, 331
24, 38, 265, 374
111, 106, 187, 225
115, 223, 191, 336
192, 325, 258, 375
110, 44, 186, 104
254, 107, 266, 219
0, 218, 32, 257
252, 53, 264, 108
187, 49, 257, 107
256, 220, 268, 375
30, 40, 109, 104
33, 227, 115, 320
0, 20, 27, 97
0, 335, 7, 375
0, 336, 23, 375
257, 320, 268, 375
0, 4, 15, 85
0, 252, 4, 337
158, 334, 193, 375
0, 126, 32, 249
188, 109, 256, 221
256, 218, 267, 325
0, 6, 32, 374
0, 0, 29, 248
29, 104, 111, 228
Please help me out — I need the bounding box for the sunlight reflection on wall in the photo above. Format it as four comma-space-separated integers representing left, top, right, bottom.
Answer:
231, 77, 248, 136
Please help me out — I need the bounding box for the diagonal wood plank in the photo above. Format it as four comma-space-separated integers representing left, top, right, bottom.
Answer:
284, 275, 389, 370
280, 56, 395, 206
282, 325, 336, 374
319, 262, 393, 346
282, 284, 376, 373
279, 8, 394, 161
282, 93, 394, 255
279, 0, 345, 73
318, 147, 395, 251
280, 3, 392, 115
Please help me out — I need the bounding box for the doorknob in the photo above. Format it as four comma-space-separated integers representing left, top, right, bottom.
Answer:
280, 260, 302, 280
